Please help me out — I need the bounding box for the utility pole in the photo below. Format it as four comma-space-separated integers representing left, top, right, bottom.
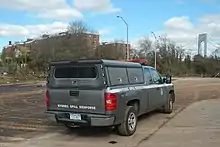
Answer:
117, 16, 129, 60
151, 31, 158, 69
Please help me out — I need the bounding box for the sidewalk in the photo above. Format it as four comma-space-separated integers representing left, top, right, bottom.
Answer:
138, 99, 220, 147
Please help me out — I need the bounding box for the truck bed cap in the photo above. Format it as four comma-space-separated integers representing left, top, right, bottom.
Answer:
50, 59, 142, 68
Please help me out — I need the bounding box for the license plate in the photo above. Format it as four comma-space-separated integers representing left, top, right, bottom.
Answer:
69, 113, 81, 120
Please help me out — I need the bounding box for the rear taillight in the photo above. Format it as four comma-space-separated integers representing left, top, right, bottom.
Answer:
105, 93, 117, 111
45, 90, 50, 107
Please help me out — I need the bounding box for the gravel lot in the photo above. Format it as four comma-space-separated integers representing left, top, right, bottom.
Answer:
0, 78, 220, 146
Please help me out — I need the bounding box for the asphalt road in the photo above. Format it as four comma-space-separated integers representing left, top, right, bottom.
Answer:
0, 83, 45, 93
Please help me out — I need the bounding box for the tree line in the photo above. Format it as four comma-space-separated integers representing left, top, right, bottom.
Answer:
137, 36, 220, 77
0, 21, 220, 80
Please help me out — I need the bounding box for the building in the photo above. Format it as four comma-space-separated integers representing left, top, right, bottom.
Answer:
2, 41, 32, 59
85, 33, 99, 50
57, 32, 99, 50
58, 31, 100, 50
2, 32, 100, 58
101, 42, 131, 59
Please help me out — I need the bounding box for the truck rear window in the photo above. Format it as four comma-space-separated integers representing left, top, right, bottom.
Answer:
54, 66, 97, 78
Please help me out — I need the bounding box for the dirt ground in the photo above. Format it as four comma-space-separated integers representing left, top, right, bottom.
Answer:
0, 78, 220, 144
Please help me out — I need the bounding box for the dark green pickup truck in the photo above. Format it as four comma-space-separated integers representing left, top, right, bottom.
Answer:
45, 59, 175, 136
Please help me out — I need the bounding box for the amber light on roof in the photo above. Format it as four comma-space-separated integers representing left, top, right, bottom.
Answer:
122, 59, 149, 66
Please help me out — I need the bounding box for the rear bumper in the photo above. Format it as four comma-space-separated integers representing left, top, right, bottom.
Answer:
45, 111, 115, 127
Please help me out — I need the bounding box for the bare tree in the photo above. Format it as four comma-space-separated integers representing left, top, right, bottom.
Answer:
137, 37, 153, 58
29, 20, 98, 72
3, 22, 220, 78
67, 21, 88, 34
66, 21, 97, 59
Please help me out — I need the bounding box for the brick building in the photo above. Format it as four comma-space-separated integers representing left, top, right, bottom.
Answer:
2, 41, 32, 58
2, 32, 100, 58
101, 42, 131, 58
86, 33, 99, 50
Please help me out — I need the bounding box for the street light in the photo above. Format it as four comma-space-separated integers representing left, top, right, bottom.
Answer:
151, 31, 158, 69
117, 15, 129, 60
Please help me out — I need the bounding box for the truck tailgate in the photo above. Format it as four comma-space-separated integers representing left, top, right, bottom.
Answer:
46, 62, 107, 114
48, 88, 105, 114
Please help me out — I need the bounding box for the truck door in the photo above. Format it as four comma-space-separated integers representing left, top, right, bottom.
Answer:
148, 68, 166, 109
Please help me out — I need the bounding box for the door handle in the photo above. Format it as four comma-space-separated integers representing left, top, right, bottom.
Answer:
156, 87, 160, 90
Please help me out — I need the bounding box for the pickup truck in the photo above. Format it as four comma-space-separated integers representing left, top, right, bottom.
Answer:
45, 59, 175, 136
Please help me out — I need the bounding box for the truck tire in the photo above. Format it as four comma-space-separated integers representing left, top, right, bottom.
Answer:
116, 106, 138, 136
162, 92, 174, 114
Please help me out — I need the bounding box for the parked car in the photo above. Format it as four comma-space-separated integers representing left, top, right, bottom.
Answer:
45, 59, 175, 136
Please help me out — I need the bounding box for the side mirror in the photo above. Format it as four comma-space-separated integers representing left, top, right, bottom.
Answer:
163, 78, 166, 83
165, 75, 172, 84
159, 77, 166, 84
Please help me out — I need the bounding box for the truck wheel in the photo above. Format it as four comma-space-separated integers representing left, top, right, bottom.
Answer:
162, 92, 174, 114
116, 106, 138, 136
